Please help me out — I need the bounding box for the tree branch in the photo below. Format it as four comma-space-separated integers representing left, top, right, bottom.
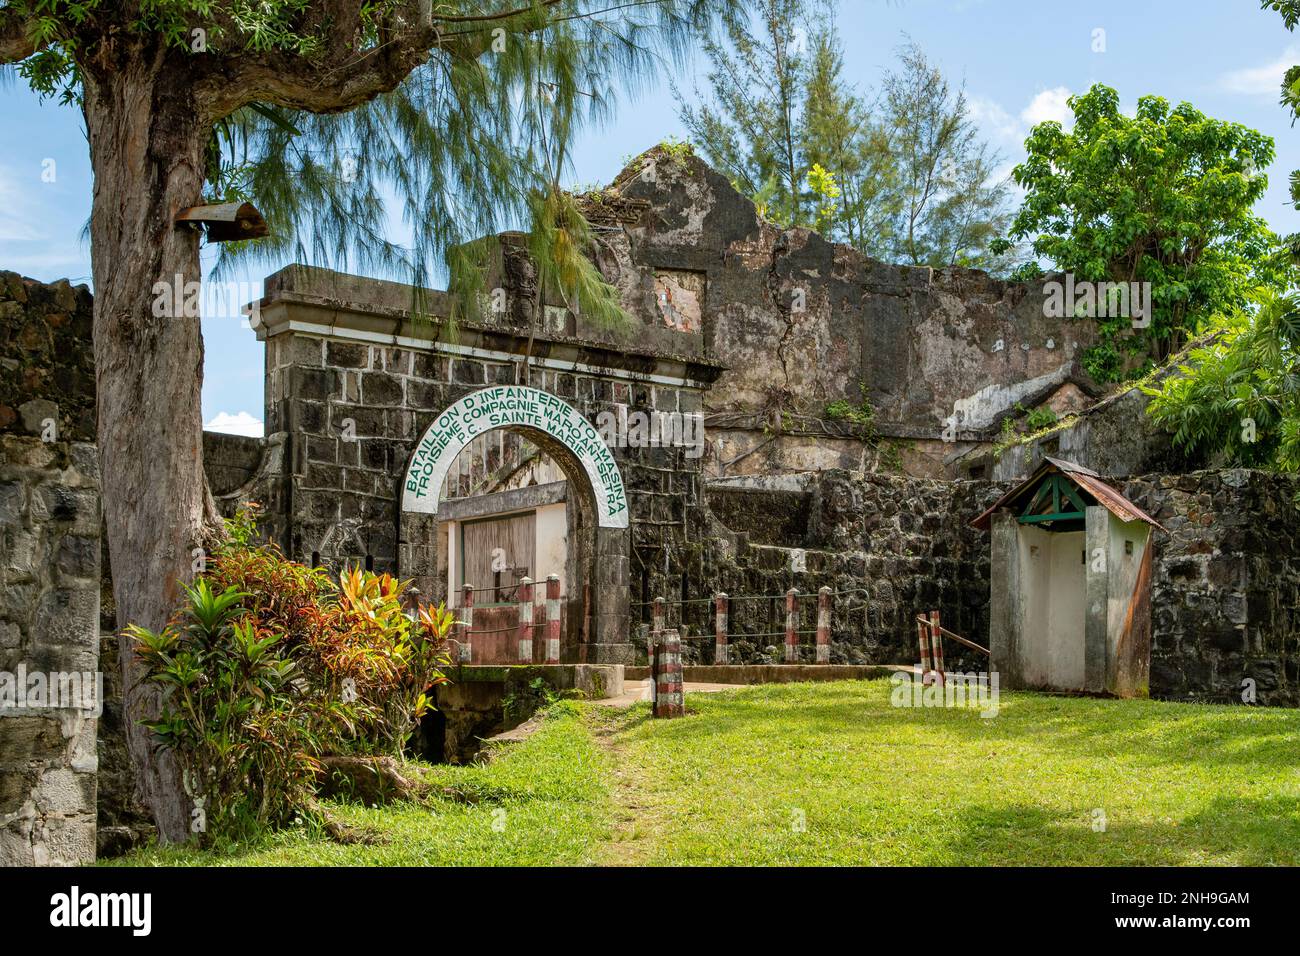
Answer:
0, 5, 43, 64
204, 0, 672, 118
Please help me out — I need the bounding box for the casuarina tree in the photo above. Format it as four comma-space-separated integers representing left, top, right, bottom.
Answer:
1, 0, 731, 842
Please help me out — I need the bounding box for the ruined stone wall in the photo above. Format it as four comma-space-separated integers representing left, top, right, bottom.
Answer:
1121, 470, 1300, 706
582, 147, 1100, 477
690, 466, 1300, 707
253, 266, 717, 662
0, 273, 99, 865
986, 362, 1206, 484
651, 471, 1003, 670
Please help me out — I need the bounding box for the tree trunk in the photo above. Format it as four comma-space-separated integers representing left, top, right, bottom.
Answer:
83, 53, 213, 844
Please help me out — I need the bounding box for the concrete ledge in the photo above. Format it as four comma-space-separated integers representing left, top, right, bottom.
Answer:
623, 664, 908, 684
445, 663, 623, 700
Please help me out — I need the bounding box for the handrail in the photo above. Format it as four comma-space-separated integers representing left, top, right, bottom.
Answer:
914, 615, 989, 656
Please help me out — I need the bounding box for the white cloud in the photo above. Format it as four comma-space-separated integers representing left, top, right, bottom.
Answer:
1021, 87, 1073, 129
1219, 47, 1298, 95
967, 95, 1021, 143
205, 411, 264, 438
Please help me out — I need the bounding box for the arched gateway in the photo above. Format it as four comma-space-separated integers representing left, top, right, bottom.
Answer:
402, 385, 629, 528
401, 385, 633, 664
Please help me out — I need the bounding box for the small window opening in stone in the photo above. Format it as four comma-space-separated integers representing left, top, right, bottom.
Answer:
1125, 540, 1134, 556
1081, 550, 1086, 565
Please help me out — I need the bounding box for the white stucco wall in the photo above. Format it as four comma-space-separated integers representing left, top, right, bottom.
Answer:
1106, 515, 1149, 665
1046, 530, 1086, 688
1017, 524, 1051, 687
1017, 526, 1086, 690
534, 502, 569, 597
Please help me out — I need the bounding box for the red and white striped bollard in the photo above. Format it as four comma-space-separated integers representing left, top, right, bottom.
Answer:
516, 576, 534, 663
785, 588, 798, 663
544, 574, 561, 664
459, 584, 474, 664
816, 586, 831, 664
714, 592, 729, 665
653, 629, 684, 718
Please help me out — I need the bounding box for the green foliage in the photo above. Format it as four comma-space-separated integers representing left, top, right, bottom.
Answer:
805, 162, 841, 234
1144, 290, 1300, 472
1022, 404, 1058, 432
879, 40, 1015, 269
658, 136, 694, 165
113, 705, 612, 866
1262, 2, 1300, 254
502, 677, 560, 725
11, 1, 734, 328
117, 681, 1300, 866
14, 0, 322, 103
824, 396, 875, 428
205, 1, 727, 327
676, 0, 811, 227
126, 505, 454, 841
679, 11, 1012, 269
992, 83, 1280, 379
992, 403, 1067, 457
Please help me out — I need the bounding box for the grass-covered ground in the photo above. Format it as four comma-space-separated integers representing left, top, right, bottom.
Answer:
112, 702, 613, 866
114, 679, 1300, 866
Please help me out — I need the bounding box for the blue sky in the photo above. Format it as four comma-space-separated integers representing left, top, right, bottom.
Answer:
3, 0, 1299, 435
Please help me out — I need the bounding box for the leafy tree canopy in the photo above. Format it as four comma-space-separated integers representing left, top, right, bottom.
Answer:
8, 0, 727, 325
992, 84, 1281, 383
1140, 3, 1300, 475
677, 6, 1012, 270
1145, 289, 1300, 472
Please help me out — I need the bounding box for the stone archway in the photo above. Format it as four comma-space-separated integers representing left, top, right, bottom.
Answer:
400, 385, 632, 664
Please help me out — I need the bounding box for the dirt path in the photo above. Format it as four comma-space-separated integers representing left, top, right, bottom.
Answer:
585, 706, 661, 866
586, 681, 752, 865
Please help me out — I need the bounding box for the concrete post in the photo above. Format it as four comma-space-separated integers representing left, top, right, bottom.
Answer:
544, 573, 562, 664
651, 596, 665, 665
459, 584, 474, 664
714, 592, 729, 665
1084, 506, 1110, 693
816, 586, 831, 664
653, 628, 684, 718
989, 511, 1020, 688
785, 588, 798, 663
517, 576, 534, 663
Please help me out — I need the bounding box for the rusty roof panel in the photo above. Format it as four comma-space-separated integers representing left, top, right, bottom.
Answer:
1069, 470, 1166, 532
970, 457, 1166, 533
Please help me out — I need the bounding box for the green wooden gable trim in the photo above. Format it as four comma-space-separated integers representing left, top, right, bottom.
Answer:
1017, 473, 1093, 527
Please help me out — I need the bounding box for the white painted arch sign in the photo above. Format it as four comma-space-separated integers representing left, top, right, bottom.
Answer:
402, 385, 629, 528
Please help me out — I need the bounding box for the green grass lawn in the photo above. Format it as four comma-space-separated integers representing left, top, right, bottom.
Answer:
111, 703, 613, 866
113, 679, 1300, 866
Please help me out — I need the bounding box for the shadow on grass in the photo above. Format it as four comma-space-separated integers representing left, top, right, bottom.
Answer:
631, 680, 1300, 774
936, 793, 1300, 866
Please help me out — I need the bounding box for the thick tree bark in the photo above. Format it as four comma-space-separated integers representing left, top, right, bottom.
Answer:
84, 51, 213, 844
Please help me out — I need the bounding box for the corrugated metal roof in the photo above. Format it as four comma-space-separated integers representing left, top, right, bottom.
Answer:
971, 457, 1166, 532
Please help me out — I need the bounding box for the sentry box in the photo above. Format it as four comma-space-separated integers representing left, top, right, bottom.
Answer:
972, 457, 1165, 698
